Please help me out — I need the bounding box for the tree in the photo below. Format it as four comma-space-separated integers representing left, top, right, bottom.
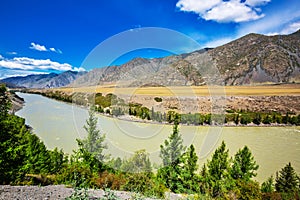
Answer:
49, 147, 67, 174
231, 146, 259, 181
199, 164, 210, 194
275, 162, 299, 193
261, 176, 274, 193
252, 113, 261, 125
0, 84, 10, 119
207, 141, 231, 197
121, 149, 152, 173
159, 114, 185, 166
262, 115, 271, 124
79, 107, 107, 162
0, 115, 28, 184
0, 86, 29, 183
180, 144, 199, 193
121, 150, 156, 196
157, 114, 186, 192
22, 133, 51, 174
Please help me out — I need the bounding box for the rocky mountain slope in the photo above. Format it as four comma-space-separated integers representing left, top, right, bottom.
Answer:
1, 71, 86, 88
210, 30, 300, 85
72, 30, 300, 87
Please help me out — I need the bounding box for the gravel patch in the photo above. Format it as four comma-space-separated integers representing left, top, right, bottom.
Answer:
0, 185, 173, 200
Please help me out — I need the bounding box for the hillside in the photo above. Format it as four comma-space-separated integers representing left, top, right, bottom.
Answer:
1, 71, 86, 88
210, 30, 300, 85
72, 30, 300, 87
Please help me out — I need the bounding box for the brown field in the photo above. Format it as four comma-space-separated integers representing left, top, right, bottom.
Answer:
56, 84, 300, 97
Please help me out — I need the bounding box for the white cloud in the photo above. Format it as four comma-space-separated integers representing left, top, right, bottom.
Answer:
0, 55, 81, 72
176, 0, 270, 23
0, 69, 48, 80
279, 21, 300, 35
238, 8, 300, 36
176, 0, 221, 14
245, 0, 271, 7
203, 1, 264, 23
29, 42, 62, 54
49, 47, 63, 54
0, 55, 3, 60
29, 42, 47, 51
73, 67, 86, 72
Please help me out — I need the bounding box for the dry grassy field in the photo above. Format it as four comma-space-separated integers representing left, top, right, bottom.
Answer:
56, 84, 300, 97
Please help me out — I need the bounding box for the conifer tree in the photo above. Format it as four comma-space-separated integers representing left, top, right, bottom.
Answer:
207, 141, 231, 197
79, 107, 107, 162
261, 176, 274, 193
157, 114, 186, 192
275, 162, 299, 193
231, 146, 259, 181
180, 144, 199, 193
0, 84, 10, 119
160, 114, 185, 166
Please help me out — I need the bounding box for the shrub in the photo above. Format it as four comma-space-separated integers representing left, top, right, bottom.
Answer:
154, 97, 162, 102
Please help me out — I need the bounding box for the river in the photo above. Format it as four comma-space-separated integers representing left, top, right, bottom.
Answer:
16, 92, 300, 182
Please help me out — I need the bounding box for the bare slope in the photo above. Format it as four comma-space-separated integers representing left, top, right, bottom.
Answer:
72, 30, 300, 87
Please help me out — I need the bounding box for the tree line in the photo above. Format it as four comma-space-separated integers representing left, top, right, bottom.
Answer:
20, 89, 300, 126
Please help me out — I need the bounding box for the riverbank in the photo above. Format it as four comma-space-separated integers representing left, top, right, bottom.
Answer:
9, 91, 25, 113
15, 89, 300, 127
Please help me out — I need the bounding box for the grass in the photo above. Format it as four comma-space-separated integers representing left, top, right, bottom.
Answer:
55, 84, 300, 97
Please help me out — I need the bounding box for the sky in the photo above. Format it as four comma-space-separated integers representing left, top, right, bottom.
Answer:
0, 0, 300, 79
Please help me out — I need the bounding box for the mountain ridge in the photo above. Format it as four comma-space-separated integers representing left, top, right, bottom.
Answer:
1, 71, 87, 88
2, 30, 299, 88
71, 30, 300, 87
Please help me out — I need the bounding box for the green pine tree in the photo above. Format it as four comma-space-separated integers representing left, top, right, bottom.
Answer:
231, 146, 259, 181
180, 144, 199, 193
275, 162, 299, 193
157, 114, 186, 193
207, 141, 231, 197
79, 107, 107, 162
0, 84, 11, 119
199, 164, 210, 195
261, 175, 274, 193
26, 134, 50, 173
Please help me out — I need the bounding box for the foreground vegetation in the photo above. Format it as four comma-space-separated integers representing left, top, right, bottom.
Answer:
2, 84, 300, 199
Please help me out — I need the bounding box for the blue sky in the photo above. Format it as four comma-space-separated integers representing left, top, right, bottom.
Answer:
0, 0, 300, 79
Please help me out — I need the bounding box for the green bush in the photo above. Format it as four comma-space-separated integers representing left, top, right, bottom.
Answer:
154, 97, 162, 102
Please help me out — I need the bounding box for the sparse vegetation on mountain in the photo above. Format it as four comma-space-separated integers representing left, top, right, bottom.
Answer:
70, 31, 300, 88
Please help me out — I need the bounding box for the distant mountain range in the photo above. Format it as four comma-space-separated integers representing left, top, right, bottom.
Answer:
1, 71, 86, 88
72, 30, 300, 87
2, 30, 300, 88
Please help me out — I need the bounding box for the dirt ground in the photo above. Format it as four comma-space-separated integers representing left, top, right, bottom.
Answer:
0, 185, 176, 200
0, 185, 192, 200
55, 84, 300, 114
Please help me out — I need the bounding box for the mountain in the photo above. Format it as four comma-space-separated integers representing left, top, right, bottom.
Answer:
71, 30, 300, 87
209, 29, 300, 85
1, 71, 86, 88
